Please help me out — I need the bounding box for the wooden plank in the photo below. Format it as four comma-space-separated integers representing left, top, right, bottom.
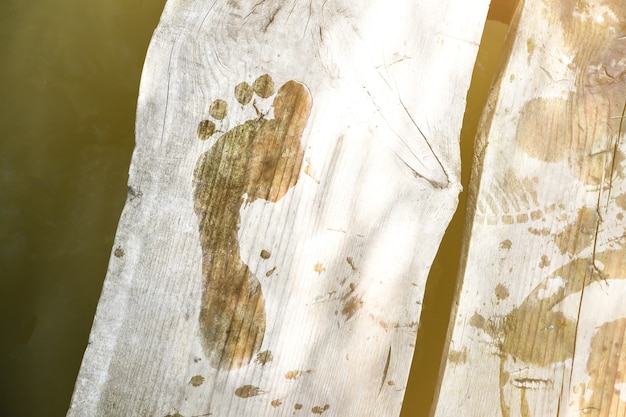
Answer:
433, 1, 626, 416
67, 1, 490, 416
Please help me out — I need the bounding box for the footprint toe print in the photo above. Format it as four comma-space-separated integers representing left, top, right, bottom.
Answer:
193, 74, 312, 370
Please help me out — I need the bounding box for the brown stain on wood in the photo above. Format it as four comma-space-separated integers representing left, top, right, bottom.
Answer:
553, 206, 598, 256
188, 375, 205, 387
515, 0, 626, 187
477, 174, 545, 226
340, 282, 363, 321
447, 349, 468, 365
480, 4, 626, 410
312, 405, 330, 414
193, 75, 312, 370
284, 369, 312, 380
313, 263, 325, 274
495, 283, 510, 300
578, 318, 626, 417
616, 192, 626, 211
484, 0, 626, 234
234, 384, 264, 398
346, 257, 356, 271
470, 249, 626, 416
255, 350, 273, 366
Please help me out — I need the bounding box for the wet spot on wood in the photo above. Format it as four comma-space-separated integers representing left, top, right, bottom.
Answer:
539, 255, 550, 268
387, 380, 395, 386
579, 318, 626, 416
114, 247, 124, 258
260, 249, 271, 259
193, 75, 313, 370
377, 318, 390, 330
474, 249, 626, 416
304, 158, 320, 183
341, 296, 363, 320
234, 82, 253, 105
616, 192, 626, 211
189, 375, 205, 387
341, 283, 363, 321
265, 267, 276, 277
285, 369, 312, 380
314, 263, 325, 274
346, 257, 356, 270
252, 74, 275, 98
494, 283, 510, 300
197, 120, 216, 140
477, 174, 546, 226
209, 99, 227, 120
448, 349, 468, 364
255, 350, 273, 366
517, 1, 626, 195
528, 226, 550, 236
285, 370, 300, 380
530, 210, 543, 221
553, 206, 598, 255
235, 385, 264, 398
516, 95, 611, 185
501, 215, 514, 225
312, 405, 330, 414
469, 312, 486, 329
271, 399, 282, 407
526, 38, 534, 55
499, 239, 512, 250
294, 403, 303, 410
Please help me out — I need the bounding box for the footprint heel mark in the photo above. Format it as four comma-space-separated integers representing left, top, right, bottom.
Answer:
193, 74, 313, 370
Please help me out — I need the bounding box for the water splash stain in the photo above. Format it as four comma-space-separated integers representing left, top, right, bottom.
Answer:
188, 375, 205, 387
471, 249, 626, 416
234, 384, 264, 398
578, 318, 626, 416
311, 404, 330, 414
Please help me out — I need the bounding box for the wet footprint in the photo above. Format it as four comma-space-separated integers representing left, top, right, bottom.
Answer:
193, 74, 313, 370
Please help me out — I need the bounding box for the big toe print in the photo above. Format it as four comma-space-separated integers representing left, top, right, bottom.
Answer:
193, 74, 312, 370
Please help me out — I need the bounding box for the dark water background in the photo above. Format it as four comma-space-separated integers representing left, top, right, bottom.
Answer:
0, 0, 506, 414
0, 1, 166, 415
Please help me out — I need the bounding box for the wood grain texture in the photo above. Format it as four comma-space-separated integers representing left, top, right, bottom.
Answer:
67, 1, 489, 416
433, 1, 626, 416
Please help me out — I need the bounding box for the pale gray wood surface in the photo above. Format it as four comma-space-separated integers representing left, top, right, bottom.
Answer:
67, 1, 490, 416
433, 1, 626, 416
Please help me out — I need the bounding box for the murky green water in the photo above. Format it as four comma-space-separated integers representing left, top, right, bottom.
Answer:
0, 1, 165, 415
0, 1, 505, 415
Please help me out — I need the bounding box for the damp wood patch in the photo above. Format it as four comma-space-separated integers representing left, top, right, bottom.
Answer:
66, 0, 490, 416
434, 1, 626, 416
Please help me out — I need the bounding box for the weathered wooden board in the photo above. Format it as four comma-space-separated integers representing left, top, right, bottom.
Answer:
433, 1, 626, 416
67, 1, 490, 416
